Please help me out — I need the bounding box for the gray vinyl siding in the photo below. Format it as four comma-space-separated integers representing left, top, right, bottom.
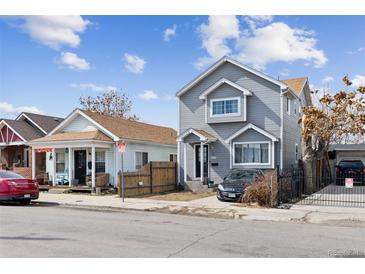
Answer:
178, 62, 282, 183
206, 83, 246, 123
283, 93, 301, 168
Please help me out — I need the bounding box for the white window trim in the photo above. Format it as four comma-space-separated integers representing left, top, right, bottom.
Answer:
295, 143, 299, 162
95, 150, 106, 173
210, 96, 241, 118
134, 151, 148, 170
286, 97, 291, 115
232, 141, 271, 166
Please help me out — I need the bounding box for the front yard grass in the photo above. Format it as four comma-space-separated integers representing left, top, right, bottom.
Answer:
145, 191, 215, 201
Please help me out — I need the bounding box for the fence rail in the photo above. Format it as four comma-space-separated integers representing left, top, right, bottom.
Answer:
277, 167, 365, 208
118, 161, 177, 197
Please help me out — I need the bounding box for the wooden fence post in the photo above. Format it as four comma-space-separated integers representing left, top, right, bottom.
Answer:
149, 162, 153, 194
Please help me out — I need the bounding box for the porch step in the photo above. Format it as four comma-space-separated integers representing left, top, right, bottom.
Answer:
48, 188, 68, 194
184, 181, 215, 193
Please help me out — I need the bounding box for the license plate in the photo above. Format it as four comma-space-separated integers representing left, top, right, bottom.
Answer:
24, 194, 31, 198
228, 193, 236, 198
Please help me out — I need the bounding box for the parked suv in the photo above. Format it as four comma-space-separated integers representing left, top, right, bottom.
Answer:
336, 160, 365, 185
217, 169, 264, 202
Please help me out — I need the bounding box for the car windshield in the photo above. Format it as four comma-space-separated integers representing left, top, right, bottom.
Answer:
225, 170, 256, 180
339, 161, 363, 169
0, 171, 25, 179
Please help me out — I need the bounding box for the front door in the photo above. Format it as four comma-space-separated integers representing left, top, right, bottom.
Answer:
74, 150, 87, 184
195, 145, 208, 179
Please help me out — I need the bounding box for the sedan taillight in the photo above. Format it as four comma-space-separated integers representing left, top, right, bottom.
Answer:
363, 167, 365, 174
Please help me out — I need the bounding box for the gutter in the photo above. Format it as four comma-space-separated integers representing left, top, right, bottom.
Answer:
280, 88, 286, 170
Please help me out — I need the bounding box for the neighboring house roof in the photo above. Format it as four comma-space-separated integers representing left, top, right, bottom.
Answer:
176, 56, 288, 97
177, 128, 217, 143
17, 112, 64, 134
81, 110, 177, 145
329, 143, 365, 151
1, 119, 44, 141
30, 130, 113, 143
281, 77, 308, 97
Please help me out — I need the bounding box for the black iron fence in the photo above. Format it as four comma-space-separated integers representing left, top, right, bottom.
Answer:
277, 167, 365, 208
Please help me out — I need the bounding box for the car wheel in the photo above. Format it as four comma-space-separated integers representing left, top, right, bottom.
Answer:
19, 199, 31, 205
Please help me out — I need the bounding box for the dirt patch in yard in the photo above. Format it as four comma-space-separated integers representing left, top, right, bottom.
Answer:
144, 192, 215, 201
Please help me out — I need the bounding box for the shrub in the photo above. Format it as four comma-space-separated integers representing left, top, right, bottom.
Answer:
240, 172, 277, 207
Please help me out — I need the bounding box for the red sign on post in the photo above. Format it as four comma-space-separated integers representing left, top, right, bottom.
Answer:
345, 178, 353, 188
117, 141, 126, 153
35, 148, 52, 153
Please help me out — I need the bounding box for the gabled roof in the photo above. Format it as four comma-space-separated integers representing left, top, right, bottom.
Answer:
176, 56, 288, 97
329, 143, 365, 151
17, 112, 64, 134
177, 128, 217, 143
0, 119, 43, 141
281, 77, 308, 97
30, 130, 113, 143
198, 78, 252, 99
225, 123, 278, 143
50, 109, 177, 146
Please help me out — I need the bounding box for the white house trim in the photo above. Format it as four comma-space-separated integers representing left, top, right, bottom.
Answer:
176, 128, 217, 143
16, 113, 48, 135
198, 78, 252, 100
225, 123, 279, 144
210, 96, 241, 118
0, 120, 27, 142
48, 109, 119, 141
176, 56, 287, 97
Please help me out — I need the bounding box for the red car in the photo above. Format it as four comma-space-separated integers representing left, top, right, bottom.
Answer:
0, 170, 39, 204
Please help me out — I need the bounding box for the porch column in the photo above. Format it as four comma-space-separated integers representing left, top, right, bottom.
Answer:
31, 149, 36, 179
68, 147, 72, 187
200, 142, 204, 182
91, 146, 96, 188
52, 148, 56, 186
183, 143, 187, 182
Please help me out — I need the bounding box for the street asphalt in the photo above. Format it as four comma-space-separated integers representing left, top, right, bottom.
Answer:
0, 202, 365, 258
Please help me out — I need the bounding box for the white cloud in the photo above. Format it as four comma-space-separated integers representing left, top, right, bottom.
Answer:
322, 76, 334, 84
124, 53, 146, 74
0, 102, 43, 115
71, 83, 117, 92
58, 52, 90, 71
15, 16, 90, 50
138, 90, 158, 100
195, 16, 327, 70
347, 47, 365, 54
195, 15, 240, 69
352, 75, 365, 88
163, 24, 177, 42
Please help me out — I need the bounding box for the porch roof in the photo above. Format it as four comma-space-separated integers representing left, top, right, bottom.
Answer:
29, 130, 113, 143
177, 128, 217, 143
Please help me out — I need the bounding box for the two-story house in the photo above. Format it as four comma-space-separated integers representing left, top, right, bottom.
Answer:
176, 56, 311, 188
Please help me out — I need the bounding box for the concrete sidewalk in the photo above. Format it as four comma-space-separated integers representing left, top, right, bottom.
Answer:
36, 192, 365, 226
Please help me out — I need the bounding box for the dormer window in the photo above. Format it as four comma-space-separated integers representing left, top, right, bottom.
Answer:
211, 97, 241, 117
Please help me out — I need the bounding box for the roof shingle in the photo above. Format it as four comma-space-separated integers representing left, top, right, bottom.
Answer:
281, 77, 308, 96
1, 119, 44, 141
20, 112, 64, 133
31, 130, 113, 143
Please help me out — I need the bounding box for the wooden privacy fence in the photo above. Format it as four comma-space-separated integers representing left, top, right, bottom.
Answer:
118, 161, 177, 197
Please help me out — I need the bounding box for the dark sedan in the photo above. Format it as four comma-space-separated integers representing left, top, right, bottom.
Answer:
217, 168, 264, 202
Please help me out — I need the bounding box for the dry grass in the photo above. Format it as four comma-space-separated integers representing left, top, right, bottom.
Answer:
145, 191, 215, 201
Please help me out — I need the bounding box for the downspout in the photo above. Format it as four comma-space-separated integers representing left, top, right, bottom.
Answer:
280, 92, 284, 171
177, 98, 181, 184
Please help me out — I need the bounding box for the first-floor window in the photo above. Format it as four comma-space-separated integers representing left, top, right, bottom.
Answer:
135, 152, 148, 170
95, 151, 106, 173
56, 152, 66, 173
169, 154, 177, 162
234, 143, 269, 164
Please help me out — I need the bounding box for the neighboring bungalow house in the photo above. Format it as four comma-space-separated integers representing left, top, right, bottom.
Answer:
176, 56, 311, 188
28, 109, 177, 188
0, 112, 63, 179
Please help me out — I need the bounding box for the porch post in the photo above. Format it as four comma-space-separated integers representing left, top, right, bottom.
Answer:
200, 141, 204, 182
52, 148, 56, 186
68, 147, 72, 187
91, 146, 96, 188
31, 149, 36, 179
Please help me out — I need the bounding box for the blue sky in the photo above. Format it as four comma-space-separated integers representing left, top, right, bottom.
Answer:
0, 15, 364, 129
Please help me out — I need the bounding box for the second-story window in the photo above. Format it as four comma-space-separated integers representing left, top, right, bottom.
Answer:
286, 97, 291, 114
211, 97, 240, 117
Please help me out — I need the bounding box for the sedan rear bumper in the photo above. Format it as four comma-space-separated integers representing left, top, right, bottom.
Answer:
0, 193, 39, 201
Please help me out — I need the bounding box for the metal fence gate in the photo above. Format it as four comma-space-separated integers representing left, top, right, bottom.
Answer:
278, 168, 365, 208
